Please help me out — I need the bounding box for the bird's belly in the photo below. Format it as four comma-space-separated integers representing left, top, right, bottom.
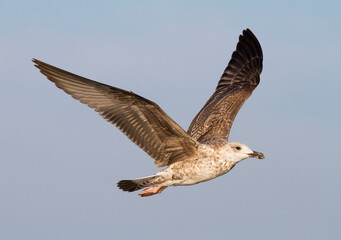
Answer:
176, 174, 216, 185
167, 158, 234, 186
174, 169, 223, 185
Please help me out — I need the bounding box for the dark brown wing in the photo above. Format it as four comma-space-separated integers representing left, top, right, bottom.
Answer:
33, 59, 199, 167
187, 29, 263, 144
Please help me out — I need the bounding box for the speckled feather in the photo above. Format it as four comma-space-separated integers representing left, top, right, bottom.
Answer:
187, 29, 263, 144
34, 28, 264, 196
33, 59, 200, 168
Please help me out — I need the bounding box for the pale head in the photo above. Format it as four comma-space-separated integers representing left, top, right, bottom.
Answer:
225, 141, 265, 163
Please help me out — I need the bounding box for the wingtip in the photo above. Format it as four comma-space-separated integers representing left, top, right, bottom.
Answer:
242, 28, 254, 35
239, 28, 263, 58
241, 28, 256, 40
32, 59, 53, 71
243, 28, 249, 34
32, 58, 41, 68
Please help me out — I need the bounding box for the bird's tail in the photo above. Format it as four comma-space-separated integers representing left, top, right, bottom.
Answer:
117, 175, 157, 192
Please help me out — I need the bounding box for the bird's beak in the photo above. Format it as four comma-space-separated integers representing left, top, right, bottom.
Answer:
248, 151, 265, 159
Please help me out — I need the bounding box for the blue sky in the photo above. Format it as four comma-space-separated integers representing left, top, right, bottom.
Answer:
1, 1, 340, 239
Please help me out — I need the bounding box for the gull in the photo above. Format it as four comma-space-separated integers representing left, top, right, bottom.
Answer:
33, 28, 264, 197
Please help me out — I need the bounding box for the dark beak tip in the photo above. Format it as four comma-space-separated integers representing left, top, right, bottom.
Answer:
257, 152, 265, 160
249, 151, 265, 160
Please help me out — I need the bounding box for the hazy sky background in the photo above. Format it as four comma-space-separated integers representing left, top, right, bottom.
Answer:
1, 1, 340, 239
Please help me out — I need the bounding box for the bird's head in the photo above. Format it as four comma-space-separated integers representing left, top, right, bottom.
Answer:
225, 142, 265, 162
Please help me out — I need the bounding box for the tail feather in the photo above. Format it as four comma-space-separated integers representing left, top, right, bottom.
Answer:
117, 175, 157, 192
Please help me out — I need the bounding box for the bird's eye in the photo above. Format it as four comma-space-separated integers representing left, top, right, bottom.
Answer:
236, 146, 241, 151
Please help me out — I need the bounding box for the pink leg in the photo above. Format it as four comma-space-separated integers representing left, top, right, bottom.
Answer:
138, 185, 168, 197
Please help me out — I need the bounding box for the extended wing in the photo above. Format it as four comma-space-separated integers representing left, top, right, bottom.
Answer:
34, 59, 199, 167
187, 29, 263, 144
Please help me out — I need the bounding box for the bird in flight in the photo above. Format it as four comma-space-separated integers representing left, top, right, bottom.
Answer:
33, 28, 264, 197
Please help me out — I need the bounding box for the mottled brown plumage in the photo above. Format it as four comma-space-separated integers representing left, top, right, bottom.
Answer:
188, 29, 263, 144
34, 28, 264, 197
33, 59, 200, 168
